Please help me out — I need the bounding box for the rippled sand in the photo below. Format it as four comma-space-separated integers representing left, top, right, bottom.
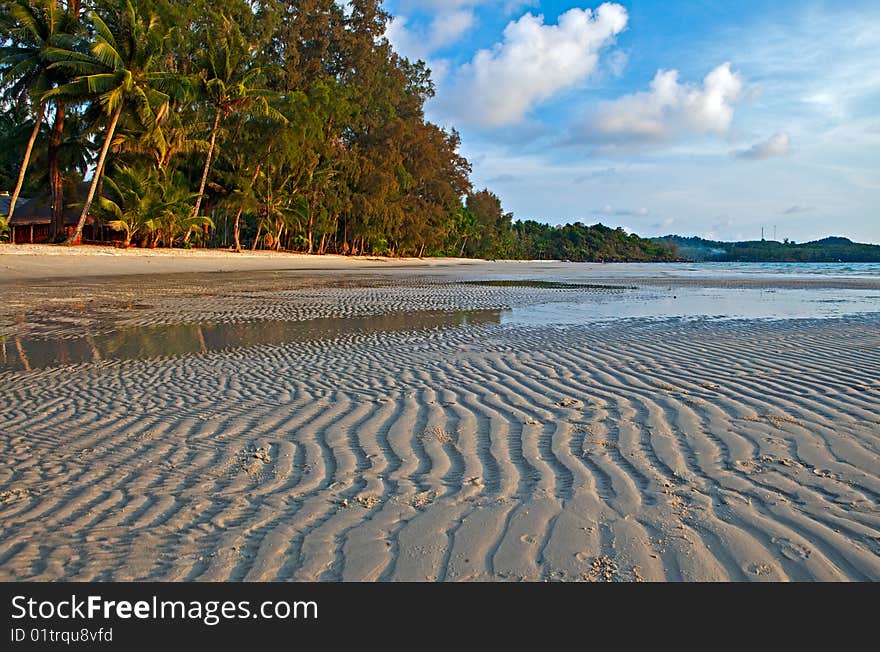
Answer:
1, 267, 878, 581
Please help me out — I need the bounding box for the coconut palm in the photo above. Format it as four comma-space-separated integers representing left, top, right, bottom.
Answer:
191, 16, 285, 221
109, 103, 208, 171
0, 0, 73, 226
93, 164, 159, 246
96, 164, 210, 247
214, 149, 263, 252
145, 169, 212, 247
45, 0, 187, 244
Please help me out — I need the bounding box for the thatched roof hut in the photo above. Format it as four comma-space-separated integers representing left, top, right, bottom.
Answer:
2, 185, 95, 242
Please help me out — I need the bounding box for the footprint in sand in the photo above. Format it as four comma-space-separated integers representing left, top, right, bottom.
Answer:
772, 537, 812, 561
748, 562, 775, 576
356, 494, 382, 509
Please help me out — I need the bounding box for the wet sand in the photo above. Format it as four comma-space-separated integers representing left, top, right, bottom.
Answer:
1, 264, 878, 581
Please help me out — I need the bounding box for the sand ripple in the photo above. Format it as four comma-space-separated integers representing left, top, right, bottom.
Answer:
1, 307, 878, 581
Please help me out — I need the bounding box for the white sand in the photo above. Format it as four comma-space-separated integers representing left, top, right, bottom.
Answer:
0, 244, 482, 280
1, 266, 878, 581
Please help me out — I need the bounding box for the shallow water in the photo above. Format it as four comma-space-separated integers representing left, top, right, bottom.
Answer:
679, 262, 880, 279
0, 309, 501, 372
510, 261, 880, 281
502, 287, 880, 326
437, 262, 880, 287
3, 262, 879, 372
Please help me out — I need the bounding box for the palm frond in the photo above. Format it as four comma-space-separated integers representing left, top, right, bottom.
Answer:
91, 40, 123, 71
90, 14, 118, 53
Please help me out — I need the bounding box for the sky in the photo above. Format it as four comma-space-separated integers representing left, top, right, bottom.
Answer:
383, 0, 880, 243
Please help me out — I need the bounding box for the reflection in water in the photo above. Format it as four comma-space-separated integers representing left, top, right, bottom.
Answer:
2, 309, 502, 372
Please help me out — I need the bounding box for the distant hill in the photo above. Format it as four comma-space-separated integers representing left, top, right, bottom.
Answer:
653, 235, 880, 263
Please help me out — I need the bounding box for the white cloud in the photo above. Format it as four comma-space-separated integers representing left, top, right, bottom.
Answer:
385, 16, 420, 59
387, 10, 476, 61
396, 0, 482, 9
733, 132, 791, 160
432, 10, 475, 46
396, 0, 535, 13
588, 63, 744, 142
605, 48, 628, 77
388, 0, 538, 62
441, 3, 628, 127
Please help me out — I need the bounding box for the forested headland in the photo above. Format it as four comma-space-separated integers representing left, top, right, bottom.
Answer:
656, 235, 880, 263
0, 0, 678, 261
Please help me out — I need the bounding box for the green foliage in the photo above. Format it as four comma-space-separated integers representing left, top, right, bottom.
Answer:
0, 103, 44, 194
46, 0, 184, 129
0, 0, 73, 105
444, 191, 677, 262
94, 164, 156, 244
518, 222, 678, 262
656, 235, 880, 263
0, 0, 675, 259
96, 163, 210, 246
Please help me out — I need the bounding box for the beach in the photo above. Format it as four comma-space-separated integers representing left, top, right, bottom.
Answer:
0, 244, 481, 281
1, 248, 878, 581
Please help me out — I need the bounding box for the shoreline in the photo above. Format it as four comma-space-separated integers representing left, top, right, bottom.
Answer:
3, 244, 880, 288
0, 244, 487, 281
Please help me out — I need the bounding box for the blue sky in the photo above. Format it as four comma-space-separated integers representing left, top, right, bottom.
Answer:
383, 1, 880, 243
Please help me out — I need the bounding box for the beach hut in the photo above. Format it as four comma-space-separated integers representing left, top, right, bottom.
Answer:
2, 185, 98, 243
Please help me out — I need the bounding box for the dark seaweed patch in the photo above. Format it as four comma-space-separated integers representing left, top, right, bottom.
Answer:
461, 280, 634, 290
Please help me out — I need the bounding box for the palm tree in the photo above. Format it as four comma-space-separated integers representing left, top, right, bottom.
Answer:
93, 164, 158, 246
456, 207, 480, 256
215, 148, 263, 252
145, 170, 213, 248
97, 164, 210, 247
192, 17, 285, 221
0, 0, 72, 227
110, 103, 208, 170
45, 0, 185, 244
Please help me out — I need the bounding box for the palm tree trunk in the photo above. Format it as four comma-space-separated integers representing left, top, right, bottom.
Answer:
7, 104, 45, 225
231, 207, 244, 251
49, 102, 66, 240
66, 103, 123, 245
252, 215, 263, 250
193, 110, 221, 219
233, 162, 261, 252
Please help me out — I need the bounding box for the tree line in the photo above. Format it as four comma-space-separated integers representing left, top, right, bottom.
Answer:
1, 0, 677, 261
460, 190, 678, 262
657, 235, 880, 263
